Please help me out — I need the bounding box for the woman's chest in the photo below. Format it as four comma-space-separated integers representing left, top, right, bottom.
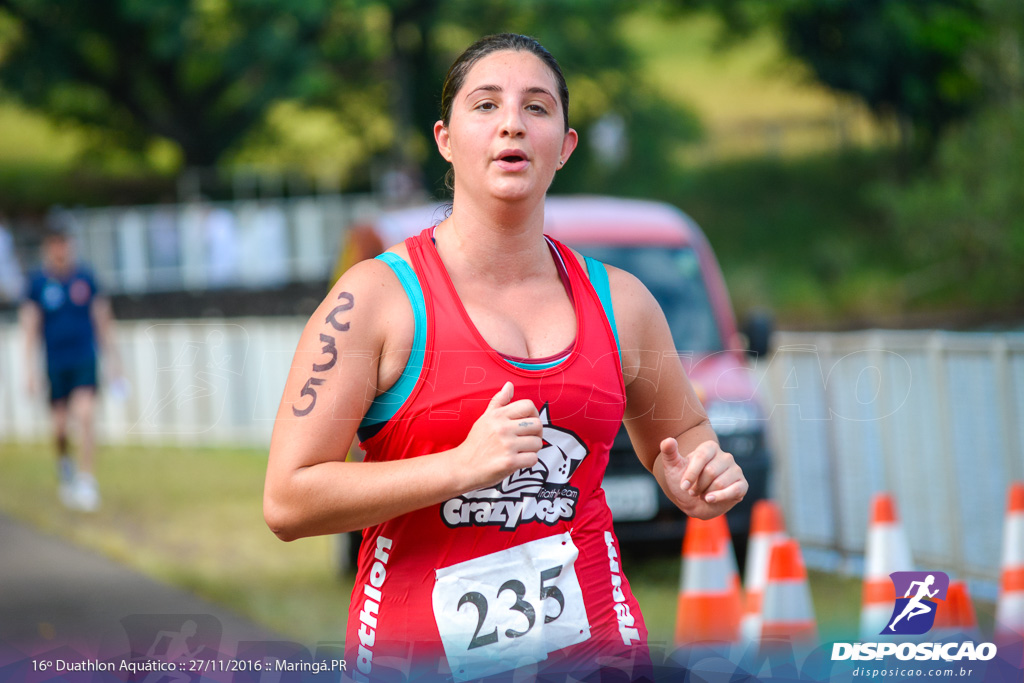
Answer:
459, 284, 577, 359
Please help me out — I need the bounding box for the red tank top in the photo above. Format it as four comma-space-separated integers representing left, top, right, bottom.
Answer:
346, 229, 649, 682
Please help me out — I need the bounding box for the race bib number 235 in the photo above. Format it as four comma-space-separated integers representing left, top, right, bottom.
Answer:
432, 533, 591, 681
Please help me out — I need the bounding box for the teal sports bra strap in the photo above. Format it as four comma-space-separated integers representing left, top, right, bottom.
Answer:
360, 253, 427, 427
584, 256, 622, 366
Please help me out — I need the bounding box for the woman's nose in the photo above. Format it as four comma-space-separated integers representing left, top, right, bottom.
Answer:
501, 108, 526, 138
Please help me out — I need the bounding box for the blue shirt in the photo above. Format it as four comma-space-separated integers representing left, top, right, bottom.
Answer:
25, 266, 100, 370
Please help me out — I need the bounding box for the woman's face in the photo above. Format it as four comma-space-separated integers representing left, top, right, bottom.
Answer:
435, 49, 577, 205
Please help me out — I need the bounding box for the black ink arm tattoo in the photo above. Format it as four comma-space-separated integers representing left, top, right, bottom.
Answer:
292, 377, 326, 417
325, 292, 354, 332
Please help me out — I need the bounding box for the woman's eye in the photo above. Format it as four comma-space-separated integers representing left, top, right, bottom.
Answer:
527, 104, 548, 114
477, 102, 496, 111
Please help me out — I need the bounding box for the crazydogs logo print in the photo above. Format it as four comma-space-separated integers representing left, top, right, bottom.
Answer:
441, 404, 588, 529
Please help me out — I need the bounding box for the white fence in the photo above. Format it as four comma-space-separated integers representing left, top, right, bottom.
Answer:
2, 324, 1021, 594
53, 194, 384, 295
760, 330, 1024, 599
0, 318, 304, 448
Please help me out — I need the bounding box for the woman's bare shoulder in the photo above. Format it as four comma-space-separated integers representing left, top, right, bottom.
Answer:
383, 240, 412, 261
604, 264, 662, 335
321, 254, 414, 346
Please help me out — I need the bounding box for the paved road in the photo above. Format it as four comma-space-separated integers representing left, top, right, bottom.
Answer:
0, 512, 304, 677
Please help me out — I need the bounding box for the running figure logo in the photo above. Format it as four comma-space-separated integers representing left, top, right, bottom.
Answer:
883, 571, 950, 635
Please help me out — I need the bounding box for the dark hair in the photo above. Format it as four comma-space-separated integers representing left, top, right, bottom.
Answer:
440, 33, 570, 132
439, 34, 570, 193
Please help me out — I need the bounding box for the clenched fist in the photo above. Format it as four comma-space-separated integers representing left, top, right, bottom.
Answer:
452, 382, 544, 493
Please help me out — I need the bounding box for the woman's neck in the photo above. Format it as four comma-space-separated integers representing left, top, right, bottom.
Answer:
437, 193, 553, 285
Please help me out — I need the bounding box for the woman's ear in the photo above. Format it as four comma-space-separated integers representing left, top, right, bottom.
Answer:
558, 128, 579, 168
434, 120, 453, 163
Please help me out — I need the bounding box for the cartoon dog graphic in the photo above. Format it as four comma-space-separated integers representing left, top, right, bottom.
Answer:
465, 404, 588, 499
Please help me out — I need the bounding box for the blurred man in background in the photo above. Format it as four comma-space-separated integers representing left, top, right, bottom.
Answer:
19, 229, 120, 511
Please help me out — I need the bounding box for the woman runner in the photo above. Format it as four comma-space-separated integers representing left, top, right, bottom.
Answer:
264, 33, 748, 682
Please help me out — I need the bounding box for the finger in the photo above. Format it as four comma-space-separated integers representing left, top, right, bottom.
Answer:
504, 398, 540, 419
659, 437, 686, 476
697, 463, 741, 499
692, 454, 733, 495
514, 418, 542, 436
515, 435, 544, 454
659, 437, 681, 463
487, 381, 515, 410
680, 441, 718, 494
704, 477, 748, 505
511, 449, 540, 471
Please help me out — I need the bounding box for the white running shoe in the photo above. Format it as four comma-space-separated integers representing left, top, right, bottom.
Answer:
73, 473, 101, 512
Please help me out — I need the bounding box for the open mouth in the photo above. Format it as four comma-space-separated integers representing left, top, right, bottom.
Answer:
496, 150, 529, 166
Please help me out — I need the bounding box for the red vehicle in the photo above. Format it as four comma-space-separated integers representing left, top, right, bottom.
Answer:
342, 195, 772, 557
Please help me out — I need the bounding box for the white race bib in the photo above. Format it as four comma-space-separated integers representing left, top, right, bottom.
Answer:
432, 533, 591, 681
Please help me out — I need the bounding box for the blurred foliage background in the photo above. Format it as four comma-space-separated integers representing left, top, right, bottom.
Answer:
1, 0, 1021, 327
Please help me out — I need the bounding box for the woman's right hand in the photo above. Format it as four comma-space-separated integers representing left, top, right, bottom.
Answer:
454, 381, 544, 492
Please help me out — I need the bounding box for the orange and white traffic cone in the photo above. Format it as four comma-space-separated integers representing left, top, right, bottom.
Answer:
861, 493, 915, 638
740, 500, 787, 645
760, 538, 817, 649
931, 581, 979, 641
675, 515, 743, 645
996, 482, 1024, 649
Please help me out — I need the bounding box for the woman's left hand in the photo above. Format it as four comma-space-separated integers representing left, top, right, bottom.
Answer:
658, 438, 747, 520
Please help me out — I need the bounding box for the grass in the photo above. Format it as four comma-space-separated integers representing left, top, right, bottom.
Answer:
0, 440, 346, 645
1, 439, 872, 650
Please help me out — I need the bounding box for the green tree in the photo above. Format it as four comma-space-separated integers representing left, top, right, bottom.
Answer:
874, 0, 1024, 308
0, 0, 349, 166
0, 0, 699, 193
679, 0, 991, 158
876, 102, 1024, 307
779, 0, 988, 156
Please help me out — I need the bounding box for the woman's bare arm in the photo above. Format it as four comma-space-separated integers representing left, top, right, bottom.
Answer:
609, 266, 748, 519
